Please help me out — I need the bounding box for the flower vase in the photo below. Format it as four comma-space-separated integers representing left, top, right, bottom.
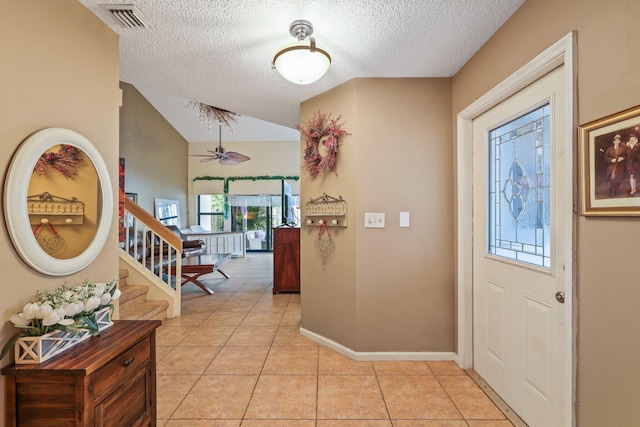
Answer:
14, 307, 113, 364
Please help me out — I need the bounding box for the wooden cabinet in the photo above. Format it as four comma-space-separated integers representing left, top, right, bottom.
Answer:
2, 320, 161, 427
273, 227, 300, 294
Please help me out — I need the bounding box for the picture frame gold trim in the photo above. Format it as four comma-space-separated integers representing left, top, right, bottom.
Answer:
579, 105, 640, 216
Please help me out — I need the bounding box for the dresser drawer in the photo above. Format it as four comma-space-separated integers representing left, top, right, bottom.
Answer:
94, 337, 151, 402
95, 367, 152, 427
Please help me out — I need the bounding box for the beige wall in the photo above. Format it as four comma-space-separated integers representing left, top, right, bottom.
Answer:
119, 83, 190, 226
0, 0, 120, 422
301, 78, 455, 352
354, 79, 454, 351
301, 81, 359, 348
452, 0, 640, 425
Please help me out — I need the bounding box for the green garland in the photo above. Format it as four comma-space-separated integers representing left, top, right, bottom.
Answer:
193, 175, 299, 194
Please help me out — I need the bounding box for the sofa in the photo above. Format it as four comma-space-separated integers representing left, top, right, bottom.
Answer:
245, 230, 265, 250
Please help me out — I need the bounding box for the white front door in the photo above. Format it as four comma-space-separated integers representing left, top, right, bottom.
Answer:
472, 65, 568, 426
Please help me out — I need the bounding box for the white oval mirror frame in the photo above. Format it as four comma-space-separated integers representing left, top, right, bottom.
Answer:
4, 128, 114, 276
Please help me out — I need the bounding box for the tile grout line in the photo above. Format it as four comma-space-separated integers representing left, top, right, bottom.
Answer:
466, 369, 526, 426
373, 365, 394, 424
166, 287, 242, 422
430, 368, 469, 423
166, 278, 257, 423
237, 291, 268, 424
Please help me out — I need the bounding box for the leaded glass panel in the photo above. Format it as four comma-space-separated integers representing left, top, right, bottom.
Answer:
488, 103, 551, 268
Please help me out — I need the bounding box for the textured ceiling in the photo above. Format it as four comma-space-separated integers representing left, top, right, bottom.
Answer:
79, 0, 525, 142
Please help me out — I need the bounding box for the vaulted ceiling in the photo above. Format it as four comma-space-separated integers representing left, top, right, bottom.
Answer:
79, 0, 525, 142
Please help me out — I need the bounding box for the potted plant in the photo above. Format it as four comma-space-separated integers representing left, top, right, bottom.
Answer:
1, 278, 120, 364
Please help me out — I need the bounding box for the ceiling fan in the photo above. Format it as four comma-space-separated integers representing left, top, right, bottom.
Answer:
192, 124, 250, 165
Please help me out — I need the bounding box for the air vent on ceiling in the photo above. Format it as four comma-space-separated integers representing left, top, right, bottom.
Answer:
101, 4, 149, 29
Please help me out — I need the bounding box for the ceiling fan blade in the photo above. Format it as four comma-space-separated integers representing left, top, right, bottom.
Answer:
192, 150, 223, 163
226, 152, 251, 162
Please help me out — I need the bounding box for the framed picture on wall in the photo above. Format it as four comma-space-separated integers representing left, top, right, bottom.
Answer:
125, 192, 138, 203
579, 105, 640, 216
155, 198, 180, 226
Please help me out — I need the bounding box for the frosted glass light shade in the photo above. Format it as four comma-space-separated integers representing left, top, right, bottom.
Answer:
273, 41, 331, 85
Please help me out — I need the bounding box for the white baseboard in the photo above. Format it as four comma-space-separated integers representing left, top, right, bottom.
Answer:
300, 327, 457, 362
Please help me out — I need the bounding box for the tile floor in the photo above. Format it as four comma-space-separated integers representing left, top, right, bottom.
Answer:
156, 252, 514, 426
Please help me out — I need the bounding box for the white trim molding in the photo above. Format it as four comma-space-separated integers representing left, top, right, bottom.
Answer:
456, 31, 576, 426
300, 328, 456, 362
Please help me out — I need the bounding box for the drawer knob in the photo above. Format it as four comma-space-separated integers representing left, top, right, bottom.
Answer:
124, 357, 135, 367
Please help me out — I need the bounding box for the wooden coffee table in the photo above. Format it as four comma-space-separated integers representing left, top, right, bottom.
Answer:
171, 253, 232, 295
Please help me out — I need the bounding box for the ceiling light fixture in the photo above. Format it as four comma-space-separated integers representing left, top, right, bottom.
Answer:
272, 20, 331, 85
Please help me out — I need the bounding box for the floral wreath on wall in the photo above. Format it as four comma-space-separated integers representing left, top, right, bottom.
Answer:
34, 144, 82, 178
298, 111, 350, 180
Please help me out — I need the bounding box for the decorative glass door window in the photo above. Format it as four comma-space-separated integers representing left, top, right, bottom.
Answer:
488, 103, 551, 268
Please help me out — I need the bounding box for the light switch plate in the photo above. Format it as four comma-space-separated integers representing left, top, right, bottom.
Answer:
400, 212, 410, 227
364, 213, 385, 228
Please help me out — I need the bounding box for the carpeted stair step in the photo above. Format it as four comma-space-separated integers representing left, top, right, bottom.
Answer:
118, 269, 168, 321
119, 284, 150, 307
118, 269, 129, 287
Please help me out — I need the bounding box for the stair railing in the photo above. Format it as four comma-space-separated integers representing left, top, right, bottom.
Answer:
120, 196, 182, 317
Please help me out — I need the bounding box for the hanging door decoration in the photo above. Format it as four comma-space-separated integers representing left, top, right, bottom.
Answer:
33, 221, 65, 255
314, 224, 335, 267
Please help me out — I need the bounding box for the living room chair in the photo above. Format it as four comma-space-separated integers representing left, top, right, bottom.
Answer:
165, 225, 206, 257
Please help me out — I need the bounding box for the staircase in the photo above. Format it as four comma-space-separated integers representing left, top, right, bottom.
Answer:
120, 196, 182, 318
118, 269, 169, 321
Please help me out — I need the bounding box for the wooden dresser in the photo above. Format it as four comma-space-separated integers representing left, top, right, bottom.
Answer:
2, 319, 161, 427
273, 227, 300, 294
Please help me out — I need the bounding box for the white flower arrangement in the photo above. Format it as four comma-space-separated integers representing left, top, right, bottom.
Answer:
1, 278, 120, 360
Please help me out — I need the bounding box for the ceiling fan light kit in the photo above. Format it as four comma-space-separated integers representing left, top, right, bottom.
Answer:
273, 20, 331, 85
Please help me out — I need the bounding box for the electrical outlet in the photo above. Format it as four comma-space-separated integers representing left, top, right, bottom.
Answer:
364, 213, 385, 228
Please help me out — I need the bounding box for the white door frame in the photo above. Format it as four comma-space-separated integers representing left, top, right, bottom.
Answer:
456, 32, 576, 426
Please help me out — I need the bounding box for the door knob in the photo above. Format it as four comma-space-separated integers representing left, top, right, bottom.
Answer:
555, 291, 565, 303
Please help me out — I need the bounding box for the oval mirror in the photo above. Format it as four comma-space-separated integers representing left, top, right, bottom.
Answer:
4, 128, 113, 276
